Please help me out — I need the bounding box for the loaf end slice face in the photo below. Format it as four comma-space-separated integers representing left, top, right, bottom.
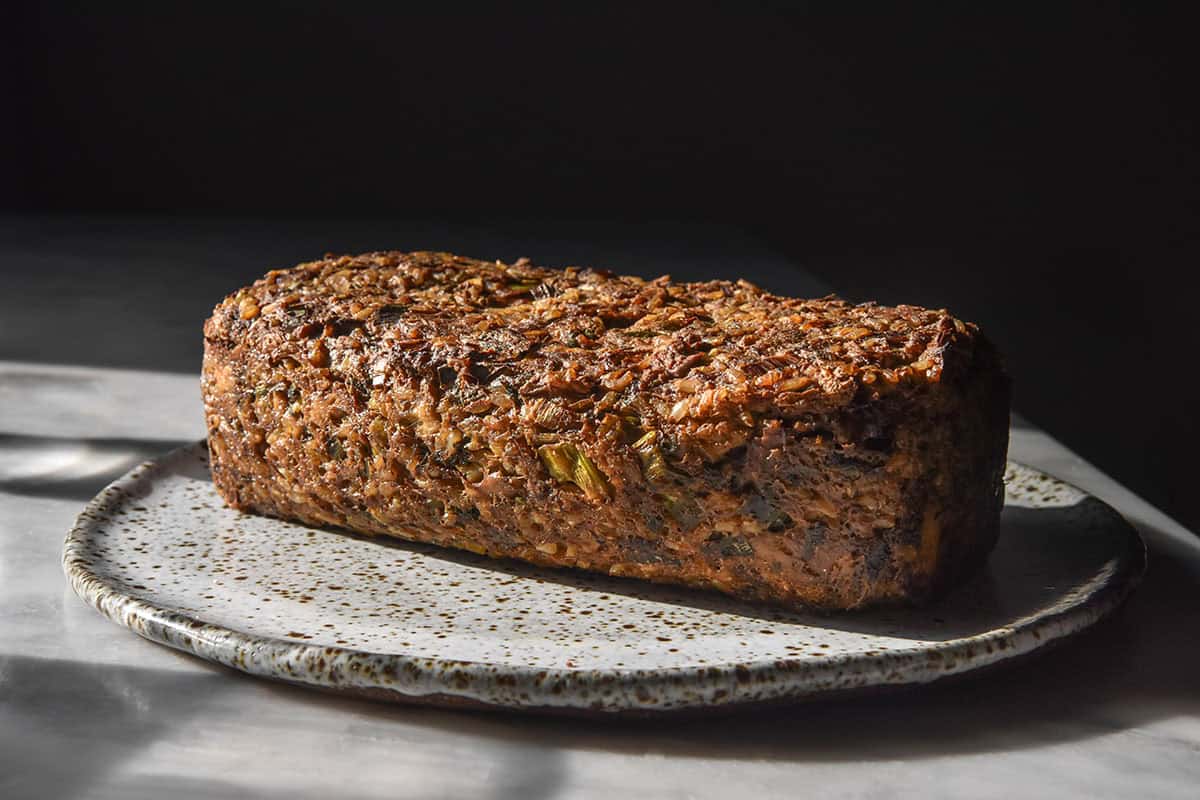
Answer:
202, 252, 1010, 610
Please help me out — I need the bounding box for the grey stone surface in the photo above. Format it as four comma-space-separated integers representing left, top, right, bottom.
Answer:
2, 221, 1197, 798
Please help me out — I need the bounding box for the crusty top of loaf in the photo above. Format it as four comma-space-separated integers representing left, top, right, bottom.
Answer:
205, 251, 992, 464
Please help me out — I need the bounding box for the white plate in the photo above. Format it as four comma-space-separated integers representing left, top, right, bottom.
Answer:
63, 442, 1144, 714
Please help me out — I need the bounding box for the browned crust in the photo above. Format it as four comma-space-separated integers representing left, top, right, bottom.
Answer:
201, 251, 1010, 610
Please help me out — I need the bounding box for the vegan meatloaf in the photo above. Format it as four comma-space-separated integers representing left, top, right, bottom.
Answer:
202, 251, 1010, 610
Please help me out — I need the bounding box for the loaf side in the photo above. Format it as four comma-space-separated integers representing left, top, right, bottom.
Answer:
202, 251, 1010, 610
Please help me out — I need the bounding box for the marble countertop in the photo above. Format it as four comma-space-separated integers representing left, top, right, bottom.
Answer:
2, 218, 1199, 799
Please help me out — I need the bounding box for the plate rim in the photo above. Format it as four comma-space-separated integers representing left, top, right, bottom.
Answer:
62, 441, 1147, 714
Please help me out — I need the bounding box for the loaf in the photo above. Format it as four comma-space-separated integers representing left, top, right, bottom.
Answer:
202, 251, 1010, 610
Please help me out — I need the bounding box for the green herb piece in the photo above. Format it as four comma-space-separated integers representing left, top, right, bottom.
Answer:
632, 431, 671, 483
573, 449, 612, 500
539, 443, 574, 483
538, 442, 612, 501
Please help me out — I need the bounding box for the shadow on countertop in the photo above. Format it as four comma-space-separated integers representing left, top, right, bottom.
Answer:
0, 432, 196, 501
0, 650, 568, 800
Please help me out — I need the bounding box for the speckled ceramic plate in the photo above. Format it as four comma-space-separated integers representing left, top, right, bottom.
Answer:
63, 443, 1144, 714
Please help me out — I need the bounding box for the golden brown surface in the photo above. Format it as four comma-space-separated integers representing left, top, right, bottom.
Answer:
202, 251, 1010, 609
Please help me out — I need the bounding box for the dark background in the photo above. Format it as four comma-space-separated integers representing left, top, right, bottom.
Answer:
5, 2, 1197, 532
